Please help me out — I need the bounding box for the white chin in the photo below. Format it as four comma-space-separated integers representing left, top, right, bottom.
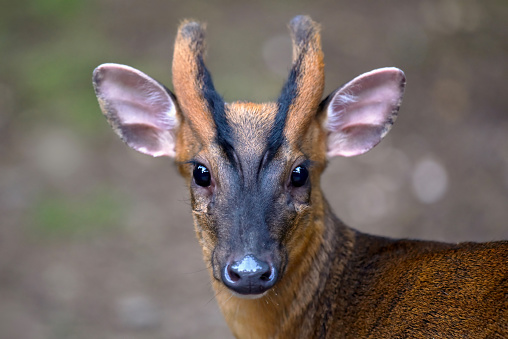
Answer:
231, 290, 268, 299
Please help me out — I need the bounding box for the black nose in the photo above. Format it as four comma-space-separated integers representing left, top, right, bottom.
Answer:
222, 255, 277, 295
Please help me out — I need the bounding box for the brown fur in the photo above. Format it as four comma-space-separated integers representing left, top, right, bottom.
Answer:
214, 204, 507, 338
171, 18, 507, 338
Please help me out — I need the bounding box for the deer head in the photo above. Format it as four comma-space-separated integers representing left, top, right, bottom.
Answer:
92, 15, 405, 298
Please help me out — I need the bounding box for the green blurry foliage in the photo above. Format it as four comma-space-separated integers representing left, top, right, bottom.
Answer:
1, 0, 110, 136
28, 0, 83, 21
17, 37, 106, 134
30, 190, 124, 240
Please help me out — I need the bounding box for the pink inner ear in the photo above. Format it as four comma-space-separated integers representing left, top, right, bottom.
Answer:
97, 64, 176, 130
94, 63, 178, 157
325, 67, 405, 157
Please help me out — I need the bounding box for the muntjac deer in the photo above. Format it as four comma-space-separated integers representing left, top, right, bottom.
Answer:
93, 16, 507, 338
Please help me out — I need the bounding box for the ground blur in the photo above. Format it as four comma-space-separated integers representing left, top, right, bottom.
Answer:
1, 1, 507, 338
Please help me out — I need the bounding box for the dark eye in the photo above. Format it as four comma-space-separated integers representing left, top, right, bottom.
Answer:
291, 165, 308, 187
193, 164, 211, 187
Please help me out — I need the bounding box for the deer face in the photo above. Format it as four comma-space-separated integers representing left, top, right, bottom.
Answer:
181, 101, 326, 297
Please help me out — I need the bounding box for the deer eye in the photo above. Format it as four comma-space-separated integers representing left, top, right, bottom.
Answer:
193, 164, 211, 187
291, 165, 308, 187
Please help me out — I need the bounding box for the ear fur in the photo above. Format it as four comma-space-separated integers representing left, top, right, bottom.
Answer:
93, 63, 179, 157
323, 67, 406, 157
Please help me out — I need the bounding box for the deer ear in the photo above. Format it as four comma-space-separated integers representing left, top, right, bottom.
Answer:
323, 67, 405, 157
93, 63, 179, 157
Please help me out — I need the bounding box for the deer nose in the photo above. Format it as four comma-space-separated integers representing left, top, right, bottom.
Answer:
222, 255, 277, 296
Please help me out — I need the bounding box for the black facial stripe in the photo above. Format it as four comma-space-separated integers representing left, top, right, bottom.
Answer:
268, 53, 304, 162
268, 17, 320, 160
197, 57, 236, 165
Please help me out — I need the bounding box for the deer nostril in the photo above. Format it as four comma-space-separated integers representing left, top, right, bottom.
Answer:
226, 265, 241, 283
260, 268, 274, 282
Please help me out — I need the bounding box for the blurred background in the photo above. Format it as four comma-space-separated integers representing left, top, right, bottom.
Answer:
1, 0, 507, 338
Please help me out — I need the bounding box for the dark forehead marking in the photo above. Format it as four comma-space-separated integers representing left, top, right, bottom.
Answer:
267, 53, 303, 161
268, 16, 321, 161
197, 57, 236, 164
